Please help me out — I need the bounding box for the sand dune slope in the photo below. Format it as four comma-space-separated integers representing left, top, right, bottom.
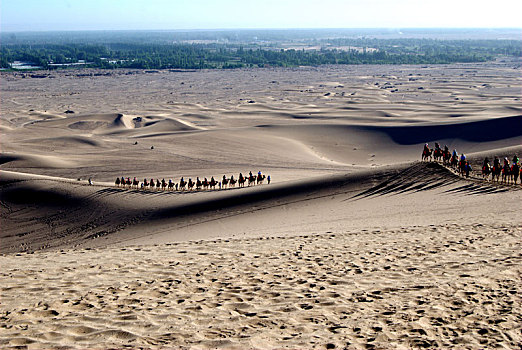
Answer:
0, 222, 520, 349
1, 160, 520, 253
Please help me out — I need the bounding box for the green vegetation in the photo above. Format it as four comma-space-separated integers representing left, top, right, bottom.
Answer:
1, 30, 520, 70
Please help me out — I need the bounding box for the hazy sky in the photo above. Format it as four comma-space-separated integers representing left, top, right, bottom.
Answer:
2, 0, 521, 32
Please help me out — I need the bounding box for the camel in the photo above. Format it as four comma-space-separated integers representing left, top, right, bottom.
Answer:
433, 148, 443, 162
209, 177, 218, 190
442, 149, 451, 165
238, 175, 246, 188
482, 164, 491, 181
511, 163, 520, 185
491, 164, 501, 183
421, 147, 433, 162
248, 174, 256, 186
501, 163, 511, 184
179, 178, 187, 191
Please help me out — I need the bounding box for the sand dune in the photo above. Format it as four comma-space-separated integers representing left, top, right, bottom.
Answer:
1, 158, 519, 253
22, 135, 103, 148
0, 153, 76, 169
105, 117, 203, 137
2, 222, 519, 349
1, 61, 521, 349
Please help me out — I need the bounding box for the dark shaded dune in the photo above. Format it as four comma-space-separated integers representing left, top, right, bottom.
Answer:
110, 113, 127, 128
0, 166, 385, 253
0, 162, 497, 253
0, 177, 138, 253
256, 115, 522, 146
148, 161, 509, 226
361, 115, 522, 144
113, 113, 125, 122
0, 154, 19, 166
147, 169, 377, 222
1, 184, 84, 208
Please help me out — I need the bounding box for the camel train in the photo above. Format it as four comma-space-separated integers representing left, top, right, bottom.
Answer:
114, 171, 270, 192
422, 143, 520, 185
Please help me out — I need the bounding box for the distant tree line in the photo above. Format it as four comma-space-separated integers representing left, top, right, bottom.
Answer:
1, 38, 520, 70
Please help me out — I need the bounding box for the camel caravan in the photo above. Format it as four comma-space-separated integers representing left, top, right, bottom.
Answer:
422, 143, 520, 185
114, 171, 271, 192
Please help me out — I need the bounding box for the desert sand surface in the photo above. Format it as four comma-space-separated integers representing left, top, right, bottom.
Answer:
1, 60, 521, 349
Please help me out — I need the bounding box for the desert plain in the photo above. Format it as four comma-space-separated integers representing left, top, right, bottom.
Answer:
0, 60, 521, 349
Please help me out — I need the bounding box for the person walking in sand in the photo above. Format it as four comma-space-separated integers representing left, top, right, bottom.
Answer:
88, 178, 93, 185
267, 175, 271, 184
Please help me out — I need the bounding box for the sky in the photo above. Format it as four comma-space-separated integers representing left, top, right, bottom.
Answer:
1, 0, 521, 32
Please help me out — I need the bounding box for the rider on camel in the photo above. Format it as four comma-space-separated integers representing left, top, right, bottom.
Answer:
465, 161, 472, 177
434, 142, 440, 151
483, 157, 490, 171
423, 143, 430, 153
493, 156, 500, 169
459, 154, 466, 168
513, 155, 519, 165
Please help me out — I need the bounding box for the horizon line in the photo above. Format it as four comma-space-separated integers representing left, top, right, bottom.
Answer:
2, 27, 522, 34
